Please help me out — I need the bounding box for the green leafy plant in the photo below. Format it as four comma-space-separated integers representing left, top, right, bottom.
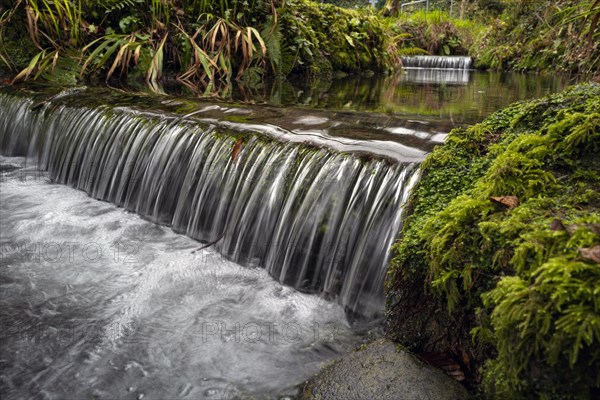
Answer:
9, 0, 84, 82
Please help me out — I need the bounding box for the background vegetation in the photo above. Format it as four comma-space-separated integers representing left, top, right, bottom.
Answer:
471, 0, 600, 75
382, 0, 599, 75
1, 0, 598, 88
0, 0, 397, 89
392, 10, 484, 57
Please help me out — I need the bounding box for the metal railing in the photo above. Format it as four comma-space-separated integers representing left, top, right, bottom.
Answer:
400, 0, 460, 17
400, 0, 430, 13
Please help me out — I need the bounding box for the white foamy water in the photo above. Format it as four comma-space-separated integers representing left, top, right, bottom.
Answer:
0, 157, 367, 400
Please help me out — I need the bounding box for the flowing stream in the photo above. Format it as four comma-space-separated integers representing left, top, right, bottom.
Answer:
0, 71, 577, 399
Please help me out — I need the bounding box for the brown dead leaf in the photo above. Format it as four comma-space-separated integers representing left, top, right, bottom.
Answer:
579, 246, 600, 264
460, 349, 470, 366
231, 138, 243, 164
417, 352, 465, 382
489, 195, 519, 210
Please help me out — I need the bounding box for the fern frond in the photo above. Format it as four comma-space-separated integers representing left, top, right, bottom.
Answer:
261, 16, 282, 76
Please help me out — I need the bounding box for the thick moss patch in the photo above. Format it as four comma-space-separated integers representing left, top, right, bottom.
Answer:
387, 83, 600, 399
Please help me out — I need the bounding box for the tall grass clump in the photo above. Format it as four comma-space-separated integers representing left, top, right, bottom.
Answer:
391, 9, 484, 56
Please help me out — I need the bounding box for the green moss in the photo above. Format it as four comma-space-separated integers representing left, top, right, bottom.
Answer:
387, 83, 600, 399
0, 36, 37, 72
223, 115, 251, 123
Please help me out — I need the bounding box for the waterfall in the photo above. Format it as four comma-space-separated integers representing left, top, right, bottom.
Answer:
400, 68, 471, 84
401, 55, 473, 70
0, 89, 421, 317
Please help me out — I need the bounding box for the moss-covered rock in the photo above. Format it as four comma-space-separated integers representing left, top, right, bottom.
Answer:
386, 83, 600, 399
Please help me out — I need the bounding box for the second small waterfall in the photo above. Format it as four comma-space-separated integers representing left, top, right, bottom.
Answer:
401, 55, 473, 69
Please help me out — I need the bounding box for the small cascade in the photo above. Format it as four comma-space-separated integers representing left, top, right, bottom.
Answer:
401, 55, 473, 70
400, 68, 470, 85
0, 90, 420, 317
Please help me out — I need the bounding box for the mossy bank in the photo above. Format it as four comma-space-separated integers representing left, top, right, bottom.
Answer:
386, 83, 600, 399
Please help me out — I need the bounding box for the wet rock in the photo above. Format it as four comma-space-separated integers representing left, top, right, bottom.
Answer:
300, 338, 470, 400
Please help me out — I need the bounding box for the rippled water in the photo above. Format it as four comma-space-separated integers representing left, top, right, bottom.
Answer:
0, 158, 369, 399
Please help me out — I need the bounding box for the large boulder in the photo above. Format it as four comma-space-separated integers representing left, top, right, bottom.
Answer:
300, 338, 470, 400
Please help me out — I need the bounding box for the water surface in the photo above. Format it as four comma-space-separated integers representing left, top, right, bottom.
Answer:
147, 71, 579, 125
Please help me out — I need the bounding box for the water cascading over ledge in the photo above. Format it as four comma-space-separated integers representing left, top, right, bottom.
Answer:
401, 55, 473, 70
0, 88, 424, 317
